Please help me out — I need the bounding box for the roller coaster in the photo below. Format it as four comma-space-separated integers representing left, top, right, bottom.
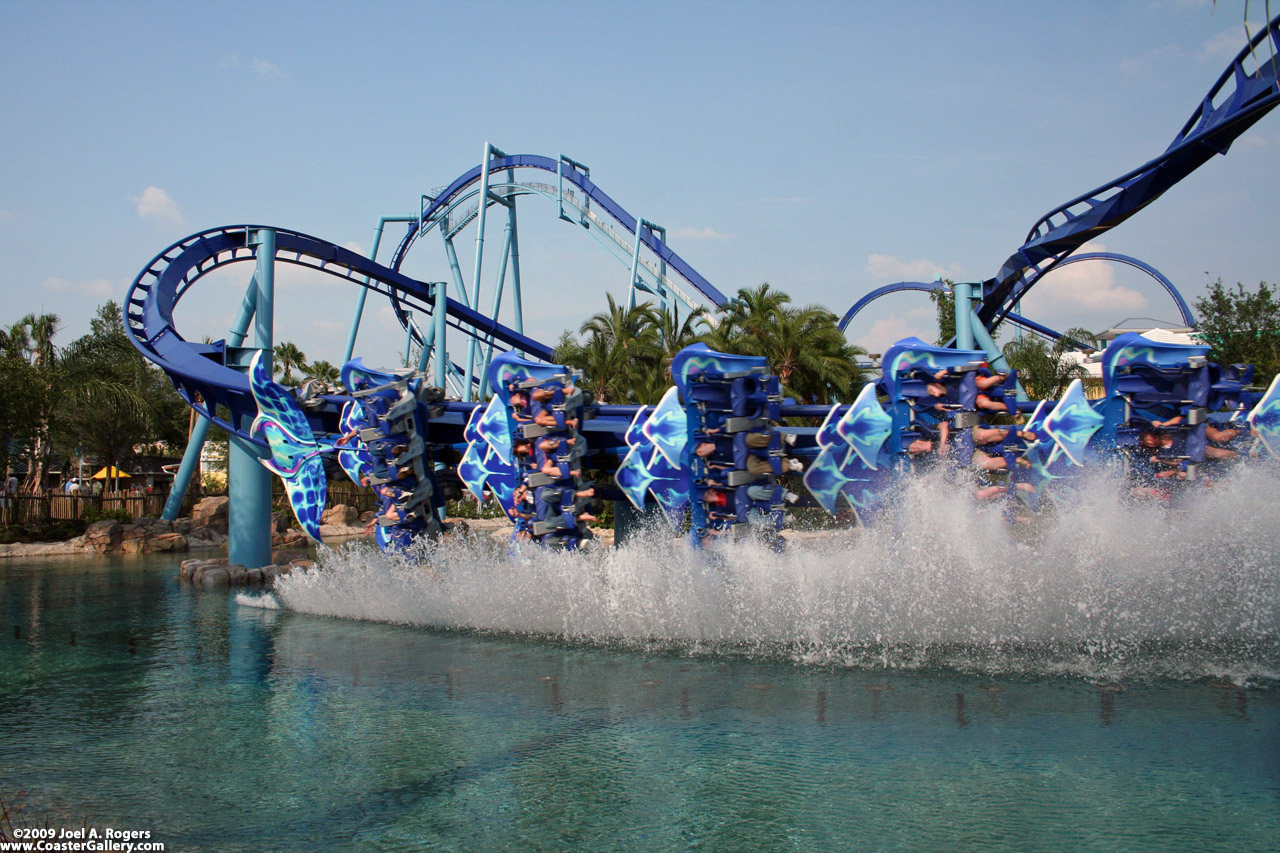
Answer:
126, 16, 1280, 565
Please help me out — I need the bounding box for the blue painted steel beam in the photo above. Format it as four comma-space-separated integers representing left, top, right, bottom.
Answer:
1046, 251, 1196, 328
979, 15, 1279, 328
124, 225, 554, 448
464, 142, 502, 400
390, 154, 729, 307
839, 281, 946, 332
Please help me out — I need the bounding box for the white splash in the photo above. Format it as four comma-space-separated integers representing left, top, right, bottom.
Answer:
274, 465, 1280, 683
234, 591, 281, 610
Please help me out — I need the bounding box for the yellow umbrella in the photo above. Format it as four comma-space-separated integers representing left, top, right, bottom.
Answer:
91, 466, 131, 480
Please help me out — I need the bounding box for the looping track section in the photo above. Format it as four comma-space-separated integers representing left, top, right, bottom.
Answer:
124, 225, 553, 446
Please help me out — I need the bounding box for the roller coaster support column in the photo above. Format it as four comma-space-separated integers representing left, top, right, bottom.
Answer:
508, 187, 525, 352
478, 188, 519, 398
433, 281, 448, 390
956, 280, 1023, 399
441, 231, 469, 307
228, 228, 276, 569
161, 239, 276, 522
464, 142, 505, 400
161, 416, 211, 521
967, 307, 1024, 401
344, 215, 418, 365
954, 282, 975, 350
628, 220, 667, 311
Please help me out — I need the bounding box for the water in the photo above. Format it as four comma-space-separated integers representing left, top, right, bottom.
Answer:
2, 468, 1278, 851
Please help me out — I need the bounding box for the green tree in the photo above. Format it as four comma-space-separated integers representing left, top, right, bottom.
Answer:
273, 341, 308, 386
302, 359, 340, 385
0, 351, 40, 481
1002, 327, 1098, 401
1192, 279, 1280, 382
701, 284, 869, 403
554, 295, 664, 404
930, 284, 956, 346
5, 313, 62, 490
51, 302, 188, 486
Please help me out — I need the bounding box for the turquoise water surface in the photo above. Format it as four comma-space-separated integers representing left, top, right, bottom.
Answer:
2, 545, 1277, 852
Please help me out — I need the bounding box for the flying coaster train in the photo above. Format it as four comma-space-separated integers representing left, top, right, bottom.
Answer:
126, 16, 1280, 557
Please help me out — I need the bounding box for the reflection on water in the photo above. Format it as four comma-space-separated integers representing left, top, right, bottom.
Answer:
0, 551, 1278, 852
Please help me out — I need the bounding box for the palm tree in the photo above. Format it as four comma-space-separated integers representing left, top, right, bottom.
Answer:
763, 305, 869, 404
555, 295, 664, 404
302, 359, 340, 385
699, 285, 868, 403
656, 303, 710, 357
273, 341, 307, 386
1002, 327, 1098, 401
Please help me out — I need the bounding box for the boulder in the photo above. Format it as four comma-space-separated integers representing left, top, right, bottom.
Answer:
152, 532, 188, 552
271, 510, 290, 534
321, 504, 359, 526
180, 559, 206, 581
84, 520, 123, 553
191, 496, 230, 532
198, 567, 229, 587
187, 527, 226, 549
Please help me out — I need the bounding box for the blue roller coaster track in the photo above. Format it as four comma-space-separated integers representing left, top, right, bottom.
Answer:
123, 14, 1279, 564
978, 15, 1279, 330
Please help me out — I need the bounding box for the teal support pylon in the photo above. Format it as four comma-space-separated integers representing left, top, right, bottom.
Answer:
463, 142, 502, 400
433, 282, 448, 390
161, 415, 211, 521
344, 215, 417, 365
228, 228, 276, 569
954, 281, 975, 351
163, 257, 270, 521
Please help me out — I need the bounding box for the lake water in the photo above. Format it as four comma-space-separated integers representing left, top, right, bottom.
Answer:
2, 468, 1278, 851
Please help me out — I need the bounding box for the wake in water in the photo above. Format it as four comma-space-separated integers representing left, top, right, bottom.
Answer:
274, 464, 1280, 684
234, 591, 281, 610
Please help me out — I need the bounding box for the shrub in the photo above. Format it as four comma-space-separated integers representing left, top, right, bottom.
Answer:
0, 519, 89, 544
84, 506, 133, 525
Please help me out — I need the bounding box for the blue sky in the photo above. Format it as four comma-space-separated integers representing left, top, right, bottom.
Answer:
2, 0, 1276, 371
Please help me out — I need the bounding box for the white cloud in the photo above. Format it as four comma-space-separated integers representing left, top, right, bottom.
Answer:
853, 304, 937, 354
376, 305, 404, 329
864, 253, 965, 283
1198, 26, 1246, 62
672, 226, 731, 241
131, 186, 184, 225
41, 277, 115, 298
1019, 243, 1148, 317
250, 58, 285, 79
221, 54, 286, 79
